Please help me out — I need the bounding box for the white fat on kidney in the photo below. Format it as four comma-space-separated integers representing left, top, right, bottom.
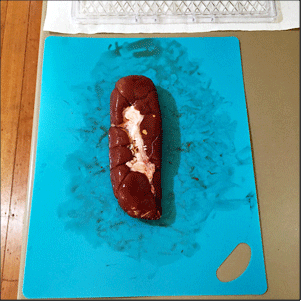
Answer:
123, 105, 155, 183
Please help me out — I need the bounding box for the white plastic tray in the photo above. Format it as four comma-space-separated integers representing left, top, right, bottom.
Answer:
71, 1, 278, 24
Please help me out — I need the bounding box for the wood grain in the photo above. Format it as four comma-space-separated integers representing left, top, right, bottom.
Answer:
0, 0, 8, 51
1, 1, 42, 299
2, 0, 42, 283
1, 216, 8, 276
1, 0, 30, 217
1, 280, 19, 300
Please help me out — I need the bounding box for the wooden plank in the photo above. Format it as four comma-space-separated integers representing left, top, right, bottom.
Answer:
0, 0, 8, 51
1, 217, 23, 281
1, 0, 9, 262
2, 1, 42, 283
0, 0, 30, 218
0, 279, 19, 300
1, 216, 8, 276
9, 0, 42, 219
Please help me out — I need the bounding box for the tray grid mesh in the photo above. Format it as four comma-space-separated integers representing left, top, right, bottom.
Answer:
78, 1, 271, 16
72, 1, 277, 23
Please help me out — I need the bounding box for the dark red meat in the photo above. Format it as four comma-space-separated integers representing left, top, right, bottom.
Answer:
109, 75, 162, 220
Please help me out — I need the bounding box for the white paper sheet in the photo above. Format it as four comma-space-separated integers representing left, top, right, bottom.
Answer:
44, 1, 299, 34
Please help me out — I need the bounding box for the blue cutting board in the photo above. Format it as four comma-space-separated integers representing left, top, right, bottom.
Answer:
23, 37, 267, 298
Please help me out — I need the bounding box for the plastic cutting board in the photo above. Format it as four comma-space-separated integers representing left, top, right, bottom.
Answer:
22, 37, 267, 298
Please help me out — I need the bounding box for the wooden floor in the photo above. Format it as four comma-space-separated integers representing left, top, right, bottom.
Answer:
1, 1, 43, 299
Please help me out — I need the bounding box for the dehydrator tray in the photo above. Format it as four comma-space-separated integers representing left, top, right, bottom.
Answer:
71, 1, 278, 24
